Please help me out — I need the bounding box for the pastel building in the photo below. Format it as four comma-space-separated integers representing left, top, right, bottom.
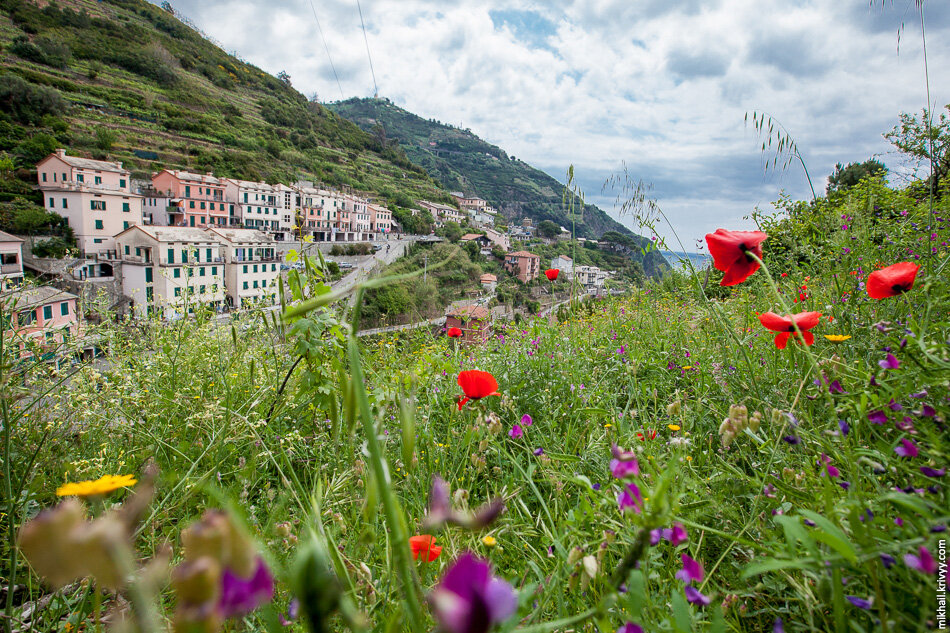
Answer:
0, 231, 24, 290
295, 183, 340, 240
417, 201, 466, 226
550, 255, 574, 277
223, 178, 293, 240
151, 170, 228, 229
0, 285, 79, 362
272, 183, 298, 240
505, 251, 541, 283
115, 225, 225, 319
368, 203, 393, 235
207, 227, 279, 309
36, 149, 144, 258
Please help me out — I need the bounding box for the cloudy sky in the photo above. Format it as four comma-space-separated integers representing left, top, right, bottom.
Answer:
161, 0, 950, 249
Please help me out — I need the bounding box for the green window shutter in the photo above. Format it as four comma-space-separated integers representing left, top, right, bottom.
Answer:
243, 265, 247, 273
125, 245, 130, 255
95, 220, 103, 230
173, 268, 180, 278
175, 288, 181, 297
211, 266, 217, 275
185, 185, 190, 196
199, 267, 205, 277
181, 250, 187, 263
123, 221, 130, 230
123, 202, 130, 212
43, 305, 52, 320
120, 179, 126, 188
168, 249, 174, 263
243, 281, 248, 289
60, 302, 69, 316
146, 287, 153, 301
206, 248, 211, 261
145, 267, 153, 283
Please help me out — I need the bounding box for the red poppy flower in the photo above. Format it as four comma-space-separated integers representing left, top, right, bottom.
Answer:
705, 229, 769, 286
409, 535, 442, 562
637, 429, 657, 441
866, 262, 919, 299
758, 311, 823, 349
456, 370, 501, 410
545, 269, 559, 281
447, 327, 463, 338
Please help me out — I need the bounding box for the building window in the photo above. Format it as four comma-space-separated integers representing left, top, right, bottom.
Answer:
145, 267, 153, 283
199, 285, 206, 294
200, 202, 206, 210
167, 249, 174, 263
174, 288, 181, 297
181, 250, 187, 263
93, 238, 104, 243
206, 248, 211, 261
123, 221, 130, 230
91, 200, 106, 211
253, 280, 258, 289
94, 176, 102, 185
189, 201, 195, 209
60, 302, 69, 316
49, 197, 54, 208
243, 281, 248, 290
243, 265, 248, 274
76, 174, 84, 183
211, 266, 217, 275
124, 245, 130, 255
185, 185, 190, 197
42, 173, 47, 182
120, 179, 126, 188
253, 265, 258, 273
43, 305, 53, 320
199, 267, 205, 277
173, 268, 180, 278
146, 286, 153, 301
94, 220, 104, 230
271, 264, 276, 271
62, 198, 67, 208
123, 202, 130, 212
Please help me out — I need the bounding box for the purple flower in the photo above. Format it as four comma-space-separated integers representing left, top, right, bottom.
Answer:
610, 457, 640, 479
684, 585, 710, 606
880, 553, 896, 568
867, 410, 887, 425
617, 624, 644, 633
533, 448, 544, 456
783, 435, 801, 445
669, 523, 688, 546
617, 483, 643, 513
591, 483, 601, 491
509, 424, 523, 439
931, 524, 947, 533
774, 617, 785, 633
430, 552, 517, 633
920, 466, 945, 478
675, 554, 704, 584
219, 558, 275, 619
846, 596, 873, 610
650, 529, 662, 546
804, 519, 816, 527
878, 353, 900, 370
828, 380, 845, 394
888, 399, 903, 412
919, 405, 936, 417
904, 546, 937, 574
838, 420, 850, 436
521, 414, 533, 427
839, 481, 851, 490
894, 438, 919, 458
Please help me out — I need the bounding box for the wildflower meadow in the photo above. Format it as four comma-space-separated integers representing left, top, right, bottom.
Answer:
2, 172, 949, 632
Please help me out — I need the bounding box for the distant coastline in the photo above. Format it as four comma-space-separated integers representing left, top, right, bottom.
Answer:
662, 251, 711, 270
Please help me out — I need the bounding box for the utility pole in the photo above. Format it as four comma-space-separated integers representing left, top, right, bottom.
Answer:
423, 253, 428, 283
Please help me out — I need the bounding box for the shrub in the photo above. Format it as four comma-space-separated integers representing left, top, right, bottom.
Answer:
0, 75, 66, 126
15, 132, 58, 165
32, 236, 73, 258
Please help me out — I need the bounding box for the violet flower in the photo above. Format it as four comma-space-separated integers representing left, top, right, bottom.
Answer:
684, 585, 710, 606
509, 424, 523, 439
617, 483, 643, 513
675, 554, 704, 584
430, 552, 517, 633
774, 617, 785, 633
920, 466, 945, 478
838, 420, 850, 436
880, 553, 896, 569
867, 410, 887, 425
894, 438, 919, 458
218, 558, 275, 619
617, 623, 644, 633
904, 546, 937, 574
878, 353, 900, 370
669, 523, 688, 546
520, 414, 533, 427
846, 596, 873, 610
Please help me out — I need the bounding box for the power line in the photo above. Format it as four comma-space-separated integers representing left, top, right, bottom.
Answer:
307, 0, 345, 100
356, 0, 378, 97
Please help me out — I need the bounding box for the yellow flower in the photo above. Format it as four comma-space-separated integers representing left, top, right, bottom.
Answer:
56, 474, 137, 497
668, 424, 681, 431
481, 535, 497, 547
824, 335, 851, 343
681, 366, 693, 370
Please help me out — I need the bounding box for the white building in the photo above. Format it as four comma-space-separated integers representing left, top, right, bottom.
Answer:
207, 227, 279, 309
223, 178, 293, 241
36, 149, 144, 258
115, 226, 225, 319
551, 255, 575, 277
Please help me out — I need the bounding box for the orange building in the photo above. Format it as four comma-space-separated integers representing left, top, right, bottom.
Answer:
151, 170, 229, 228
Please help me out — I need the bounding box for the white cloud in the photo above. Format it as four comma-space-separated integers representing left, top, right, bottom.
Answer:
160, 0, 950, 246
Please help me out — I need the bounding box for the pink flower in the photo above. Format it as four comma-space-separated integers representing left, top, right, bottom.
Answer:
430, 553, 517, 633
509, 424, 523, 439
675, 554, 704, 584
904, 546, 937, 574
617, 483, 643, 513
520, 414, 533, 426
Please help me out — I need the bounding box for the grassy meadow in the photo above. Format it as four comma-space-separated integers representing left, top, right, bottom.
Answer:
2, 173, 949, 633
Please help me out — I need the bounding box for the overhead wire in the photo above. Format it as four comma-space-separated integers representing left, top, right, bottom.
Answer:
307, 0, 345, 100
356, 0, 379, 97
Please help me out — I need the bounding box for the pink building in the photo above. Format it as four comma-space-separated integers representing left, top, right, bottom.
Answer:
0, 230, 24, 290
368, 203, 393, 234
0, 285, 79, 362
445, 306, 491, 344
151, 170, 228, 229
505, 251, 541, 283
36, 150, 144, 258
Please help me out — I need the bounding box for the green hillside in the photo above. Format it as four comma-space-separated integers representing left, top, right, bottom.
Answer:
0, 0, 449, 205
327, 97, 668, 274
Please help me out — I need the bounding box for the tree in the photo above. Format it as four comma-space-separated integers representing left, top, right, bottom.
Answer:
826, 159, 887, 195
439, 221, 463, 243
277, 71, 292, 87
538, 220, 560, 239
885, 106, 950, 194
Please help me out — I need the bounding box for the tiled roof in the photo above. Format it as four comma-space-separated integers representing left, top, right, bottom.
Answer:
126, 226, 222, 243
206, 227, 275, 244
447, 305, 490, 319
44, 150, 126, 173
508, 250, 538, 258
480, 274, 497, 282
163, 170, 222, 185
0, 285, 77, 310
0, 230, 24, 243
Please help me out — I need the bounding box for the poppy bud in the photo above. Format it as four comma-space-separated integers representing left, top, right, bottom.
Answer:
73, 516, 129, 589
666, 400, 681, 417
567, 547, 584, 566
172, 558, 222, 606
478, 439, 490, 452
18, 499, 85, 589
748, 412, 762, 432
291, 538, 343, 633
182, 511, 232, 564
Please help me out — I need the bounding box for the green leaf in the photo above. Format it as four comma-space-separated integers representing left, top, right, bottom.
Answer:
671, 588, 692, 633
742, 558, 812, 578
797, 510, 857, 564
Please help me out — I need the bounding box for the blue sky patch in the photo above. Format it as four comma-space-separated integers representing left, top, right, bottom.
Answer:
489, 9, 558, 52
